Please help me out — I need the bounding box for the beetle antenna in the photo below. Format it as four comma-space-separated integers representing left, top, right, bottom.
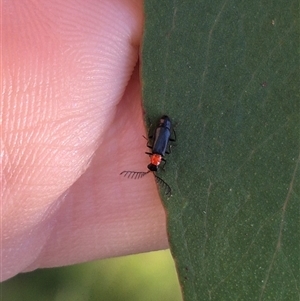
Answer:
120, 170, 150, 179
154, 175, 172, 197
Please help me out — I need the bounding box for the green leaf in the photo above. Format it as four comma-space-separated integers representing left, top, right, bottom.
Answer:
142, 0, 299, 300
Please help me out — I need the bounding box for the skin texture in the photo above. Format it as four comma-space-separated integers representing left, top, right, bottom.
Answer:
1, 0, 168, 281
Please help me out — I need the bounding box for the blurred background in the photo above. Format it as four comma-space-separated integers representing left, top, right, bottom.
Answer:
1, 250, 182, 301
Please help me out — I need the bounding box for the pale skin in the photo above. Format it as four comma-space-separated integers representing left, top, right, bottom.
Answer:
1, 0, 168, 281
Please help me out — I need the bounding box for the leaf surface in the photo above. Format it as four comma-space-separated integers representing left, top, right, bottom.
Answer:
142, 0, 299, 300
